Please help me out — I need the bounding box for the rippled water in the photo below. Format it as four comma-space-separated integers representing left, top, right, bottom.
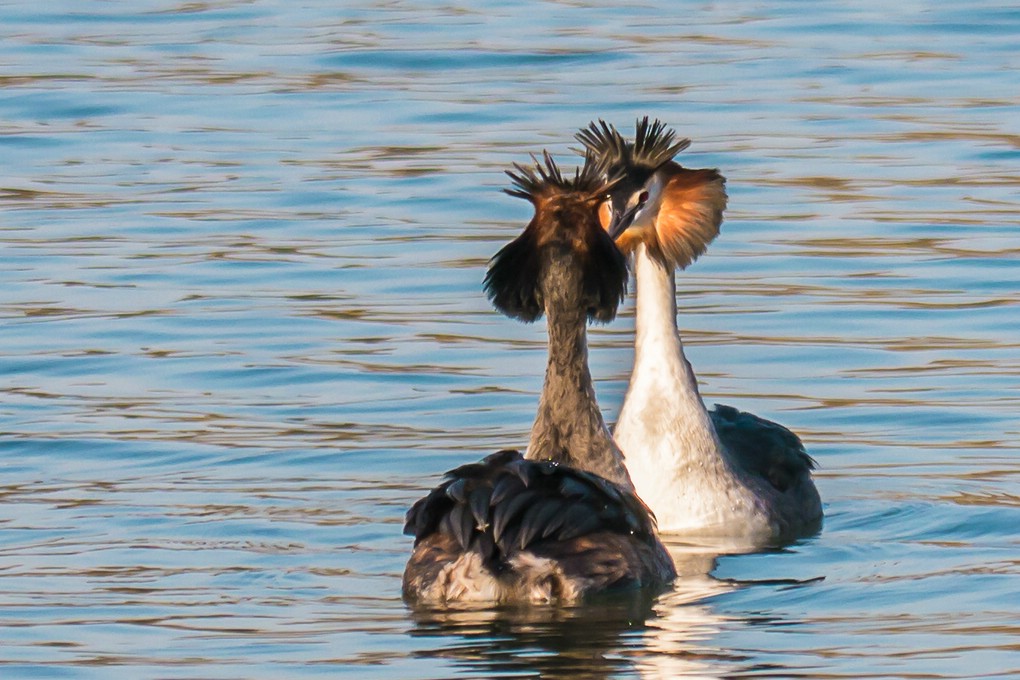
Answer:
2, 1, 1018, 678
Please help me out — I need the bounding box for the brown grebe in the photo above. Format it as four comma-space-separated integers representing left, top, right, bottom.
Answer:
402, 152, 676, 603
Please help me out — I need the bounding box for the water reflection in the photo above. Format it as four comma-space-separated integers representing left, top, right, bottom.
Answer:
406, 540, 778, 679
633, 543, 742, 679
409, 595, 658, 679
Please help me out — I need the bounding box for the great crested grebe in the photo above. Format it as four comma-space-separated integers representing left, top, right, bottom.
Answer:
402, 152, 676, 604
576, 118, 822, 541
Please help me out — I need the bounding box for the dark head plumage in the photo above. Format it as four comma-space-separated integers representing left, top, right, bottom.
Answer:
575, 117, 726, 270
502, 150, 616, 204
576, 116, 691, 173
483, 152, 628, 324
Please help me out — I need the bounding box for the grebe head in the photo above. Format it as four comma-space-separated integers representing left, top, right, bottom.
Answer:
483, 151, 628, 324
576, 117, 727, 270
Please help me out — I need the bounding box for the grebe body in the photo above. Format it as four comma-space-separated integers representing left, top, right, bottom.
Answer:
403, 153, 676, 604
578, 119, 822, 541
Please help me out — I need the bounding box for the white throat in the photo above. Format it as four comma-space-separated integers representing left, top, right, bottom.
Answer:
614, 243, 754, 533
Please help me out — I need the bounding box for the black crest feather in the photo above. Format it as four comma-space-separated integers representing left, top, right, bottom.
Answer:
576, 116, 691, 171
502, 150, 612, 203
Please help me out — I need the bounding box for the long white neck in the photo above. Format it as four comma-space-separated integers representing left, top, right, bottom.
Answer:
614, 243, 741, 530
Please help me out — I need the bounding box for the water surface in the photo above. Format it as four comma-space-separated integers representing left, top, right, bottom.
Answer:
2, 1, 1018, 678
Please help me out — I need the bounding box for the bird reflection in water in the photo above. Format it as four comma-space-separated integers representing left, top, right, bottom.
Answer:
407, 540, 772, 679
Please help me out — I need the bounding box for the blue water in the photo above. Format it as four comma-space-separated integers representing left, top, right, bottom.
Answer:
2, 1, 1018, 678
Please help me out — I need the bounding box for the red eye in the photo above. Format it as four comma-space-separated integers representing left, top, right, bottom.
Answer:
638, 191, 649, 204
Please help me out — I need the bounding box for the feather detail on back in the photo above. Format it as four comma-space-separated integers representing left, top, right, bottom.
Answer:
402, 450, 675, 603
404, 450, 660, 563
710, 404, 817, 494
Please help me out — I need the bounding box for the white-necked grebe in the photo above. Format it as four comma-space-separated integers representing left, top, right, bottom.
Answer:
402, 152, 676, 604
577, 118, 822, 541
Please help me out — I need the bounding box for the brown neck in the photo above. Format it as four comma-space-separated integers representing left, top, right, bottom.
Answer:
526, 248, 633, 490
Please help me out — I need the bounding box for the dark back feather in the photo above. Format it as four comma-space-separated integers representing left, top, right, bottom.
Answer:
710, 404, 817, 493
403, 450, 661, 573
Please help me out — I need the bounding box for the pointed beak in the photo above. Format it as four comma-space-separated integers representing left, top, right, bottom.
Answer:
607, 202, 641, 240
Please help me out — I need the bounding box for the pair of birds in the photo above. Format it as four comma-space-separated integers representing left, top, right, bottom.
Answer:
403, 118, 823, 604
